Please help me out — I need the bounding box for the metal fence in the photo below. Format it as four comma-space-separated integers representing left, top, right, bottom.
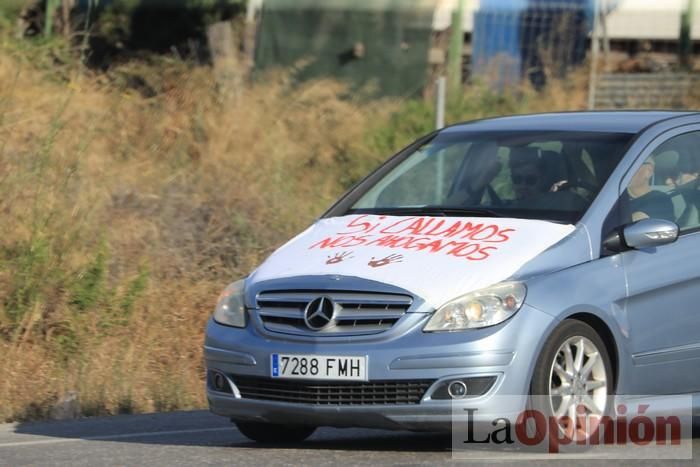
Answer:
23, 0, 700, 110
250, 0, 700, 109
450, 0, 700, 109
465, 0, 592, 90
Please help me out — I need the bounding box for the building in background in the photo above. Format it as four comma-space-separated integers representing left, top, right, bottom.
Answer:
606, 0, 700, 42
604, 0, 700, 72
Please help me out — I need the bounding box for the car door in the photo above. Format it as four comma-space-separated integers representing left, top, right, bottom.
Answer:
616, 129, 700, 395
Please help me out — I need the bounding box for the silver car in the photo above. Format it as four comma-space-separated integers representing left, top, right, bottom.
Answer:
204, 111, 700, 443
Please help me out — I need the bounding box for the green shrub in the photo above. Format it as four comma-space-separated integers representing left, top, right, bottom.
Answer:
119, 265, 149, 315
70, 245, 108, 312
3, 236, 52, 323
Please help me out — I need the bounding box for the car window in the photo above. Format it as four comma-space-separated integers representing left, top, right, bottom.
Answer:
618, 132, 700, 231
370, 143, 469, 207
659, 132, 700, 232
348, 131, 632, 224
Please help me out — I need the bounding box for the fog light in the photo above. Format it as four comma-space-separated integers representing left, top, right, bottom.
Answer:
447, 380, 468, 399
430, 376, 497, 400
210, 370, 231, 393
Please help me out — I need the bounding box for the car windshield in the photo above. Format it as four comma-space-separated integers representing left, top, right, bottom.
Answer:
344, 130, 633, 223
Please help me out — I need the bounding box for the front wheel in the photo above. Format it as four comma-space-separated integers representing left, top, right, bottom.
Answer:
529, 320, 613, 447
235, 421, 316, 443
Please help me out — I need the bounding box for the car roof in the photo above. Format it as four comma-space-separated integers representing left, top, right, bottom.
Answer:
442, 111, 699, 134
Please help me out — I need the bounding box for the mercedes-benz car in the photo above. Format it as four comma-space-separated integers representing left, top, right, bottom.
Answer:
204, 111, 700, 443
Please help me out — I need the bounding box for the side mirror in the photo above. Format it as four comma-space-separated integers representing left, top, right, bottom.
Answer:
604, 219, 679, 253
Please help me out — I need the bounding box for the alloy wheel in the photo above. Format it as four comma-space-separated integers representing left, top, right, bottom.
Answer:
548, 335, 608, 440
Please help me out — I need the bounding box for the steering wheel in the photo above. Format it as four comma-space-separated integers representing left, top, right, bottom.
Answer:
552, 179, 599, 200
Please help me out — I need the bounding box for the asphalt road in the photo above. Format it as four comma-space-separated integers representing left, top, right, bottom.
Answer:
1, 410, 699, 466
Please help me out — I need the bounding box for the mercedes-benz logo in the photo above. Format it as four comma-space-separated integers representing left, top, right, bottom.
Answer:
304, 296, 337, 330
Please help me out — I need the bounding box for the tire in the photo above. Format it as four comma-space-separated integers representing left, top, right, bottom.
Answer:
235, 421, 316, 443
528, 320, 614, 451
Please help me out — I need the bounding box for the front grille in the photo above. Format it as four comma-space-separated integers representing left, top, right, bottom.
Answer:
232, 376, 434, 405
255, 290, 413, 336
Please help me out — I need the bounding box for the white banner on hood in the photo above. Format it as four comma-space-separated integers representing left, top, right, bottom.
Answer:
249, 215, 575, 308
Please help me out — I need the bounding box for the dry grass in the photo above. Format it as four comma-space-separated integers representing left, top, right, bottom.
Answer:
0, 45, 392, 421
0, 37, 602, 422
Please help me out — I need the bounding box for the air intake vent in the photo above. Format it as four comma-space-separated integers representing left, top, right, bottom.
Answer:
233, 376, 433, 405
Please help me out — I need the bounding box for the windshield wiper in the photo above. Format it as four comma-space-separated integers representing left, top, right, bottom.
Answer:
347, 206, 503, 217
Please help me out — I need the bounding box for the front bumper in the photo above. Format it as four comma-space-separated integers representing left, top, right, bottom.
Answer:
204, 304, 556, 432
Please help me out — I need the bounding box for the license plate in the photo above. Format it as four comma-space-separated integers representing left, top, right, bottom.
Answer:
271, 354, 368, 381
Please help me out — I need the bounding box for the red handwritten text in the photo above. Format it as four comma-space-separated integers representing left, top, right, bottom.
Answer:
311, 215, 515, 262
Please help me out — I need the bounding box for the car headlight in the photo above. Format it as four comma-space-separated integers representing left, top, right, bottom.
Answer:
423, 282, 526, 332
212, 280, 247, 328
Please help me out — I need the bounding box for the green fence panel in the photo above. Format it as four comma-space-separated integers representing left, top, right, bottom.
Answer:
255, 0, 434, 97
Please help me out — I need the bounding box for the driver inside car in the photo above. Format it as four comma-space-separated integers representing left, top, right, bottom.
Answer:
507, 147, 573, 206
508, 147, 547, 203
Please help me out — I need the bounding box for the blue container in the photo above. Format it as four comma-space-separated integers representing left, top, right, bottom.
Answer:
471, 0, 527, 88
471, 0, 594, 89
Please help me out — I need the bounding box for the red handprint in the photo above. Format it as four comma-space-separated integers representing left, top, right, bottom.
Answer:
367, 254, 404, 268
326, 251, 354, 265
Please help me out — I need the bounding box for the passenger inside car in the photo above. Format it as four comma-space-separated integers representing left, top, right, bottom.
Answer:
621, 157, 675, 222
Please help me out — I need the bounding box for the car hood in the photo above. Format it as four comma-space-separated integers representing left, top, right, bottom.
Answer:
248, 215, 576, 308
